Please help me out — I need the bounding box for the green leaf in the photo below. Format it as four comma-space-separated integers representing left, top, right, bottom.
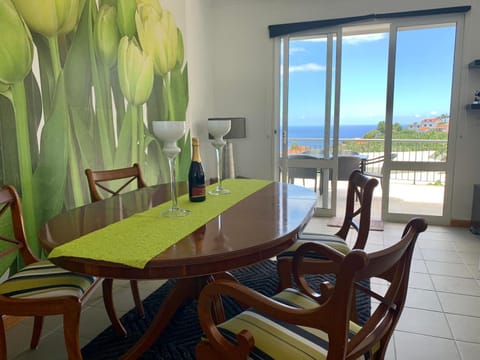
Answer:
145, 76, 170, 183
31, 33, 55, 117
111, 66, 126, 133
64, 0, 93, 107
114, 104, 134, 169
24, 71, 42, 169
63, 0, 99, 179
0, 94, 20, 188
70, 107, 96, 171
177, 130, 191, 182
147, 75, 167, 125
87, 0, 114, 169
144, 133, 165, 184
0, 209, 18, 276
170, 64, 189, 121
32, 71, 69, 227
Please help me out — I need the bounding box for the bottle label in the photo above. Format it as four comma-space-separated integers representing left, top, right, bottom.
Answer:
191, 184, 206, 198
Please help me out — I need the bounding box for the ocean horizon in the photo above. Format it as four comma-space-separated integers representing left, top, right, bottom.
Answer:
287, 124, 377, 148
288, 124, 377, 138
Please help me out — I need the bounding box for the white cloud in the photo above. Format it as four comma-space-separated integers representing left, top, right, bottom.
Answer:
302, 38, 327, 43
343, 33, 386, 45
290, 47, 306, 53
289, 63, 326, 72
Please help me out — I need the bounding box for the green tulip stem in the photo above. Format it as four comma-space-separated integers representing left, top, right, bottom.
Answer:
47, 35, 84, 206
10, 82, 39, 255
90, 62, 114, 170
128, 103, 139, 164
165, 75, 175, 121
137, 105, 145, 165
102, 64, 115, 152
67, 121, 83, 206
47, 36, 62, 82
95, 73, 114, 169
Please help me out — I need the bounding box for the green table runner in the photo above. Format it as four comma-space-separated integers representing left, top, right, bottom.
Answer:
48, 179, 271, 269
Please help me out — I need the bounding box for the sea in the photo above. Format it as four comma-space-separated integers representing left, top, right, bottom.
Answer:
287, 124, 377, 148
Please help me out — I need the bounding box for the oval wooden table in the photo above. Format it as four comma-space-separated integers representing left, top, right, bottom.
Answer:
40, 181, 317, 359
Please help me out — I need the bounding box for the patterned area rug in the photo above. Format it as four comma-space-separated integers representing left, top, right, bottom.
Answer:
82, 260, 371, 359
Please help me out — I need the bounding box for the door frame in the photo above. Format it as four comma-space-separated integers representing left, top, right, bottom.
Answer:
274, 30, 342, 217
381, 14, 464, 225
273, 13, 464, 224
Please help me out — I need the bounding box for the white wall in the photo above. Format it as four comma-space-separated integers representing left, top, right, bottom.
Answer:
186, 0, 480, 222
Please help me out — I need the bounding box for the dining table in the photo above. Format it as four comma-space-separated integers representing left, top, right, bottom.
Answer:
39, 178, 317, 359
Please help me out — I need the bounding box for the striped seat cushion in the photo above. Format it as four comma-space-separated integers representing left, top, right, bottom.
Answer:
277, 234, 351, 260
0, 261, 95, 299
208, 288, 370, 360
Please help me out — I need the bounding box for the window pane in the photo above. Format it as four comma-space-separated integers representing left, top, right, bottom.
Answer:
392, 24, 455, 163
388, 170, 445, 216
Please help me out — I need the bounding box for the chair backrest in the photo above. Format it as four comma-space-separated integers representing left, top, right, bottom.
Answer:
292, 218, 427, 359
0, 185, 37, 266
336, 170, 378, 249
85, 163, 147, 202
327, 217, 427, 359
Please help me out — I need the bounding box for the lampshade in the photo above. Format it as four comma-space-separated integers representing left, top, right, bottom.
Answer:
208, 117, 246, 139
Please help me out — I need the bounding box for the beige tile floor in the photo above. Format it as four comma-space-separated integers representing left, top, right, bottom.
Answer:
305, 218, 480, 360
5, 218, 480, 359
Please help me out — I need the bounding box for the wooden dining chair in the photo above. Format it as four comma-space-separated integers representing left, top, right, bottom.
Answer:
196, 218, 427, 360
0, 185, 101, 359
85, 163, 147, 201
277, 169, 379, 290
85, 164, 146, 323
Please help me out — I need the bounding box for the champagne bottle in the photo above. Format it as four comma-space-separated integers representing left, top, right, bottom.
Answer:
188, 137, 206, 202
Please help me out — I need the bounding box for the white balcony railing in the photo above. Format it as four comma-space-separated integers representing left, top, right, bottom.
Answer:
286, 137, 447, 185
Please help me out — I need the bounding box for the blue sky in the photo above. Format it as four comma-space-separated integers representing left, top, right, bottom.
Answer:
287, 24, 456, 126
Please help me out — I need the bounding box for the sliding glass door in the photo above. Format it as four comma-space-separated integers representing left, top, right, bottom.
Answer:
339, 24, 390, 220
383, 20, 459, 224
274, 13, 463, 224
277, 31, 341, 216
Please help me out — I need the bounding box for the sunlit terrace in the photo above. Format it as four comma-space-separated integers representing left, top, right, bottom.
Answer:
286, 137, 447, 219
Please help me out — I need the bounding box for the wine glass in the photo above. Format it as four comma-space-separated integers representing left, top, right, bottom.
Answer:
208, 119, 232, 195
152, 121, 190, 217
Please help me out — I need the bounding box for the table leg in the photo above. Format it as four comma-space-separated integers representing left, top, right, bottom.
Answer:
102, 278, 127, 337
121, 273, 238, 360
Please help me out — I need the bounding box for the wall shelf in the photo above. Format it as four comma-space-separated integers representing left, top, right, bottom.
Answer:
466, 103, 480, 110
469, 59, 480, 68
467, 60, 480, 110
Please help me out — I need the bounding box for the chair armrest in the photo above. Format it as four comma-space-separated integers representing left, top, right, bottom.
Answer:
197, 280, 323, 359
291, 242, 345, 301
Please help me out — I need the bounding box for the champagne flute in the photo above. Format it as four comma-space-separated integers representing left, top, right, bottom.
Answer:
152, 121, 190, 217
208, 119, 232, 195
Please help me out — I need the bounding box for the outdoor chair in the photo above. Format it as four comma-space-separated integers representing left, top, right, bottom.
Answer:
0, 185, 103, 359
360, 153, 397, 188
338, 155, 362, 181
287, 154, 319, 192
277, 170, 378, 290
196, 218, 427, 360
85, 163, 147, 333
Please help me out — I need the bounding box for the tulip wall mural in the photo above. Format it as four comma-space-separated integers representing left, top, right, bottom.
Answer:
0, 0, 190, 264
